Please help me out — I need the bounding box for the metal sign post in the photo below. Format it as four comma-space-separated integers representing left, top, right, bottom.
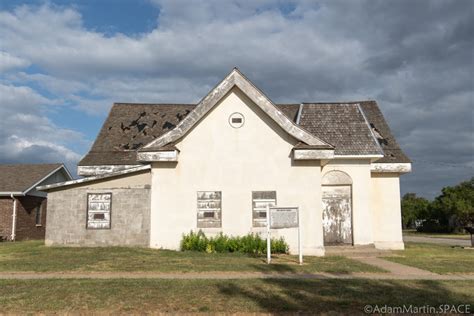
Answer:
266, 205, 271, 264
298, 210, 302, 265
266, 206, 303, 265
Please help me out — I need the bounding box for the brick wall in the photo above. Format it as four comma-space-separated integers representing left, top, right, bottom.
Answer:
46, 188, 150, 246
0, 196, 46, 241
15, 196, 47, 240
0, 197, 13, 241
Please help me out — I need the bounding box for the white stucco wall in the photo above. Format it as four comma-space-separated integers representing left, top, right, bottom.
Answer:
150, 87, 325, 255
322, 159, 374, 245
370, 173, 404, 250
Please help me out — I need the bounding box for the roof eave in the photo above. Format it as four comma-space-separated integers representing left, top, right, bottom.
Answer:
333, 154, 384, 162
37, 165, 151, 191
0, 192, 25, 196
23, 164, 72, 195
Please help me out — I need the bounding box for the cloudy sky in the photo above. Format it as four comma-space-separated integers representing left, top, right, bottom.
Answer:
0, 0, 472, 198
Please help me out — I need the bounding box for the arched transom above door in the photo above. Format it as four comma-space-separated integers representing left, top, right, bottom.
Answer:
322, 170, 352, 185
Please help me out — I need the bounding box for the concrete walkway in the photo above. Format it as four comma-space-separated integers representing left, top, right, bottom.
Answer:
351, 256, 437, 277
404, 235, 472, 247
0, 270, 472, 281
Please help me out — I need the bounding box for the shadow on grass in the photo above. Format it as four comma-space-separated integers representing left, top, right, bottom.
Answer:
217, 278, 474, 313
245, 255, 302, 274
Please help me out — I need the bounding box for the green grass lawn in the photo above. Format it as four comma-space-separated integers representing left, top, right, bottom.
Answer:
0, 279, 472, 313
0, 240, 383, 273
384, 242, 474, 274
403, 229, 470, 240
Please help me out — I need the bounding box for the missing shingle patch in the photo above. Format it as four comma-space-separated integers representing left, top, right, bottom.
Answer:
370, 123, 388, 146
163, 121, 176, 130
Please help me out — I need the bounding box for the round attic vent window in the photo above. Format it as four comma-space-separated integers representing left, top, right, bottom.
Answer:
229, 112, 245, 128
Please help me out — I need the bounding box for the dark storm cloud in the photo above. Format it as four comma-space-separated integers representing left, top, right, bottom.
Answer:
0, 0, 472, 197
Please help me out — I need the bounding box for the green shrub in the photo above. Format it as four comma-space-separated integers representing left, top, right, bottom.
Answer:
180, 230, 208, 252
180, 231, 289, 255
271, 237, 289, 253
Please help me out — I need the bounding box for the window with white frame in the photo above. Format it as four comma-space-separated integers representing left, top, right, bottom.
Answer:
197, 191, 221, 228
87, 193, 111, 229
252, 191, 276, 227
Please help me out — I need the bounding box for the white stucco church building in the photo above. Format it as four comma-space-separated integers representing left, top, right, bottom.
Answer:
39, 68, 411, 256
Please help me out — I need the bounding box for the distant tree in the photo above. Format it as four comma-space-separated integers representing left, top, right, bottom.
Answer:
401, 193, 430, 228
430, 177, 474, 229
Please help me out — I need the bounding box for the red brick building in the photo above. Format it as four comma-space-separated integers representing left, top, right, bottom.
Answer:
0, 164, 72, 241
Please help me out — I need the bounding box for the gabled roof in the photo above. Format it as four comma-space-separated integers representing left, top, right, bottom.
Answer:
0, 163, 72, 195
142, 68, 332, 151
77, 70, 410, 166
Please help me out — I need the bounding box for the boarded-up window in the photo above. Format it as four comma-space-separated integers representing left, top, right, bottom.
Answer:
252, 191, 276, 227
197, 191, 221, 228
87, 193, 111, 229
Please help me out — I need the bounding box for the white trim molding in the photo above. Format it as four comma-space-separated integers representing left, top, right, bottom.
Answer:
371, 163, 412, 173
356, 103, 385, 156
296, 103, 303, 124
334, 154, 384, 162
293, 149, 335, 160
37, 165, 151, 191
77, 165, 142, 176
0, 192, 24, 196
137, 150, 179, 162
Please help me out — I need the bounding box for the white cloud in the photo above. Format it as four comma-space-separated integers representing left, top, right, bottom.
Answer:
1, 135, 82, 162
0, 1, 472, 196
0, 83, 84, 169
0, 51, 30, 72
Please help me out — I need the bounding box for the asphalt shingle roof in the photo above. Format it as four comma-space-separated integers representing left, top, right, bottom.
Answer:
79, 100, 409, 166
0, 164, 63, 193
298, 103, 383, 156
359, 101, 411, 163
79, 103, 195, 166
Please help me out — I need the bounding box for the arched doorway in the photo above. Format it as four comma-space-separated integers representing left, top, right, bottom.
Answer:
322, 170, 353, 245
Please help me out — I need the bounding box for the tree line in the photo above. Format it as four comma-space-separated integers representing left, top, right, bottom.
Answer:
401, 177, 473, 233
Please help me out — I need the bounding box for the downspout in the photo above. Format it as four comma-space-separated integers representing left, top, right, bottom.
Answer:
10, 194, 17, 241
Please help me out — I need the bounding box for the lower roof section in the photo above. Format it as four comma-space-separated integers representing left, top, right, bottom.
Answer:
38, 165, 151, 191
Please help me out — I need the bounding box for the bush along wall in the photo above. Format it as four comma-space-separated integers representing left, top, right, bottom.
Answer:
180, 230, 289, 255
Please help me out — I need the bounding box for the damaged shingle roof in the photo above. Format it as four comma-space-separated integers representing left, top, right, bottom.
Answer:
0, 163, 64, 193
79, 104, 195, 166
298, 103, 383, 156
359, 101, 411, 163
79, 101, 409, 166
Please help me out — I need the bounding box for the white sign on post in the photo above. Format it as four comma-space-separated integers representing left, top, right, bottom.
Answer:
266, 206, 303, 265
